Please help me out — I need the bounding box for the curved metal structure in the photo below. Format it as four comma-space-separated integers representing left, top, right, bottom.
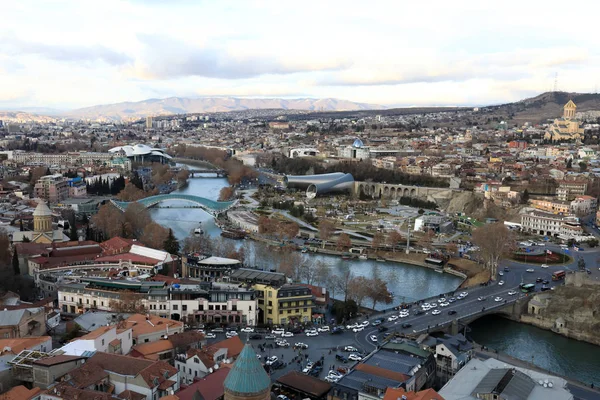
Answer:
110, 194, 236, 215
283, 173, 354, 198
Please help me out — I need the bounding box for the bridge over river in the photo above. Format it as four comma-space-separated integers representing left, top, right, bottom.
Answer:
110, 194, 236, 216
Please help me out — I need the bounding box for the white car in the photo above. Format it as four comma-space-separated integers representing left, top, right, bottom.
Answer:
346, 324, 358, 330
508, 290, 517, 296
282, 332, 294, 338
432, 309, 441, 315
266, 356, 278, 365
477, 297, 486, 302
369, 335, 378, 342
240, 327, 254, 333
344, 345, 358, 352
294, 342, 309, 349
429, 303, 437, 308
440, 302, 450, 307
399, 312, 409, 318
305, 330, 319, 337
226, 331, 238, 338
204, 333, 216, 339
388, 315, 398, 321
327, 371, 343, 379
438, 298, 446, 303
348, 353, 362, 361
494, 297, 503, 302
317, 326, 330, 332
498, 280, 504, 285
422, 302, 431, 308
459, 292, 468, 297
325, 375, 341, 383
256, 354, 262, 359
541, 264, 549, 268
360, 321, 370, 327
272, 328, 285, 335
353, 326, 364, 332
422, 305, 431, 311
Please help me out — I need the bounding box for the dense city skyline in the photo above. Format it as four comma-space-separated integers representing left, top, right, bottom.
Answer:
1, 0, 598, 109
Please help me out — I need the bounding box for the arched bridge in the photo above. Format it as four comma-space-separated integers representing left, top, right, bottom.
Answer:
110, 194, 237, 216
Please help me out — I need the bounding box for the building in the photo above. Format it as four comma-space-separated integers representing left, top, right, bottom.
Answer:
556, 180, 587, 201
172, 367, 229, 400
170, 282, 258, 326
0, 307, 46, 338
108, 144, 172, 164
439, 357, 573, 400
181, 255, 242, 281
543, 100, 584, 142
223, 343, 271, 400
253, 284, 314, 325
175, 345, 228, 385
67, 177, 87, 198
383, 387, 444, 400
10, 202, 70, 244
0, 336, 52, 355
276, 371, 331, 400
34, 174, 69, 204
431, 333, 473, 386
569, 195, 597, 216
49, 352, 180, 399
289, 148, 320, 158
122, 314, 184, 346
146, 116, 154, 129
529, 199, 570, 214
55, 325, 133, 357
32, 354, 87, 389
520, 210, 582, 237
0, 385, 41, 399
414, 214, 453, 233
228, 269, 286, 287
130, 331, 205, 363
338, 139, 371, 160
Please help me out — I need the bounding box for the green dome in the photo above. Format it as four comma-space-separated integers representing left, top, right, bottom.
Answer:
224, 344, 271, 396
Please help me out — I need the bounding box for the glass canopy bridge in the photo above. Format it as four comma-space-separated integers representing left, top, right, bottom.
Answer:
110, 194, 237, 216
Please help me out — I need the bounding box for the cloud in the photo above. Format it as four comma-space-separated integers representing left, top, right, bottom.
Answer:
130, 34, 348, 80
0, 36, 132, 66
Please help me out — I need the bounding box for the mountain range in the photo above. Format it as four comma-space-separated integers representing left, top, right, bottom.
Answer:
2, 92, 600, 123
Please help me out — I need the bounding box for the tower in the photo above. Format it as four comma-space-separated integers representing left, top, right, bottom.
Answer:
563, 100, 576, 119
223, 344, 271, 400
33, 201, 52, 233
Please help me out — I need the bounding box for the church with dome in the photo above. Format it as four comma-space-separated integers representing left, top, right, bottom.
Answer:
543, 100, 584, 142
11, 201, 70, 243
338, 137, 371, 159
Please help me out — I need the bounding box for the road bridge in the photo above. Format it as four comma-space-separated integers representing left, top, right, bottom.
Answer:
110, 194, 236, 216
187, 169, 227, 178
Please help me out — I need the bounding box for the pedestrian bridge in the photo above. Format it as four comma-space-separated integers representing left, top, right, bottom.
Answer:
110, 194, 237, 215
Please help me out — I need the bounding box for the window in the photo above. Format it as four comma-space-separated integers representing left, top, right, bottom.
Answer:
209, 305, 214, 311
215, 305, 220, 311
249, 306, 252, 311
199, 305, 204, 311
145, 339, 149, 343
173, 305, 178, 310
71, 297, 74, 302
287, 310, 291, 314
182, 305, 187, 311
279, 310, 283, 314
195, 370, 198, 377
222, 305, 227, 311
268, 301, 272, 306
232, 305, 237, 311
304, 308, 307, 312
86, 299, 89, 304
194, 358, 199, 364
102, 339, 104, 346
63, 296, 66, 301
101, 302, 104, 307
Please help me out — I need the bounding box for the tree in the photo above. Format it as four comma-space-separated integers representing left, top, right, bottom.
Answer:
142, 222, 169, 250
335, 263, 354, 302
69, 222, 78, 241
318, 220, 335, 248
472, 223, 516, 277
108, 291, 146, 313
579, 161, 587, 172
123, 202, 152, 238
331, 299, 358, 323
336, 233, 352, 251
346, 276, 370, 307
366, 278, 393, 310
12, 248, 19, 276
371, 232, 385, 252
183, 234, 212, 255
521, 189, 530, 204
218, 186, 235, 201
117, 183, 151, 202
91, 204, 125, 239
163, 229, 180, 255
387, 230, 403, 253
419, 229, 436, 251
588, 238, 599, 248
578, 256, 586, 271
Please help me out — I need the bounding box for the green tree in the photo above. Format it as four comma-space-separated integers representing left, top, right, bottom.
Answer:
69, 222, 78, 241
163, 229, 180, 255
521, 189, 529, 204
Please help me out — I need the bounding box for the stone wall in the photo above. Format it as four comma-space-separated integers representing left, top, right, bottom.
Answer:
520, 314, 600, 346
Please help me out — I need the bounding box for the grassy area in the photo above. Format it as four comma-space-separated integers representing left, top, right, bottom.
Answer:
510, 252, 572, 265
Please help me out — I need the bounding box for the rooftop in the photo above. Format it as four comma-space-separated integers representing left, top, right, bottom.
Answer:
276, 371, 332, 397
223, 344, 270, 396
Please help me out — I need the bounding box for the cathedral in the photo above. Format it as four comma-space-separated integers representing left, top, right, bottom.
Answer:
11, 201, 70, 243
543, 100, 584, 142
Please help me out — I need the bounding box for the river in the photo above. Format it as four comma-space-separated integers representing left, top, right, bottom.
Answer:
469, 315, 600, 385
150, 169, 600, 378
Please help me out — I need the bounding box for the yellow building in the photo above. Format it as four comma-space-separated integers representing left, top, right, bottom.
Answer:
544, 100, 584, 142
253, 284, 314, 325
530, 198, 570, 214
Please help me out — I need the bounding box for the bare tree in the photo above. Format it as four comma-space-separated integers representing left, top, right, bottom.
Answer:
387, 230, 403, 253
318, 220, 335, 248
108, 291, 146, 313
371, 232, 385, 252
366, 278, 393, 310
336, 233, 352, 251
472, 222, 516, 278
336, 262, 354, 302
346, 276, 370, 307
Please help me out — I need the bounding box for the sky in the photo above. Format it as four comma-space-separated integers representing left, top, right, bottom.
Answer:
0, 0, 598, 110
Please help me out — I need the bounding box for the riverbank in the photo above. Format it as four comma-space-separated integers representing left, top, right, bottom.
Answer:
173, 157, 217, 169
519, 314, 600, 347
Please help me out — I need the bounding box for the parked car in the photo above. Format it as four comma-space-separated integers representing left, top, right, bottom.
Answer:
317, 326, 330, 332
498, 281, 505, 286
240, 327, 254, 333
294, 342, 309, 349
305, 330, 318, 337
249, 334, 263, 340
211, 328, 224, 333
331, 327, 344, 335
348, 353, 362, 361
344, 345, 358, 352
335, 354, 348, 363
266, 356, 278, 365
226, 331, 238, 338
371, 319, 383, 326
272, 328, 285, 335
353, 326, 364, 332
282, 332, 294, 338
271, 360, 285, 369
205, 333, 216, 339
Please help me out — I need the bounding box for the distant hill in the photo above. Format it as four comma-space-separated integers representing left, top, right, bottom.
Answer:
482, 91, 600, 123
0, 111, 59, 123
63, 97, 384, 121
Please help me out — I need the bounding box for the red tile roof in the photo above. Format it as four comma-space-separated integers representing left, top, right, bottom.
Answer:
383, 387, 445, 400
0, 386, 41, 400
276, 371, 331, 397
99, 237, 136, 255
175, 368, 230, 400
95, 253, 160, 265
206, 336, 244, 359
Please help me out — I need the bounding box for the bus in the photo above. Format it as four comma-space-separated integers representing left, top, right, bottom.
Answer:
552, 270, 566, 281
520, 283, 536, 293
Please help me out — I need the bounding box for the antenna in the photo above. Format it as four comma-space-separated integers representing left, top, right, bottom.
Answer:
553, 72, 558, 92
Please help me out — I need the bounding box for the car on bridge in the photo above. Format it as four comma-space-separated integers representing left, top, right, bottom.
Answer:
388, 315, 398, 321
494, 297, 503, 302
526, 268, 535, 273
448, 310, 457, 315
432, 310, 441, 315
498, 281, 505, 285
508, 290, 518, 296
477, 296, 486, 301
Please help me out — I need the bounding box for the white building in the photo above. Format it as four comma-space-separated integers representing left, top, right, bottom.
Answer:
289, 148, 320, 158
55, 325, 133, 356
520, 210, 582, 237
570, 195, 598, 216
175, 346, 228, 385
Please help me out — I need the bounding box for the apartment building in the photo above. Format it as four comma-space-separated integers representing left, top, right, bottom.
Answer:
34, 174, 69, 204
557, 180, 587, 201
570, 195, 598, 216
520, 210, 582, 237
254, 284, 314, 325
530, 199, 570, 214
